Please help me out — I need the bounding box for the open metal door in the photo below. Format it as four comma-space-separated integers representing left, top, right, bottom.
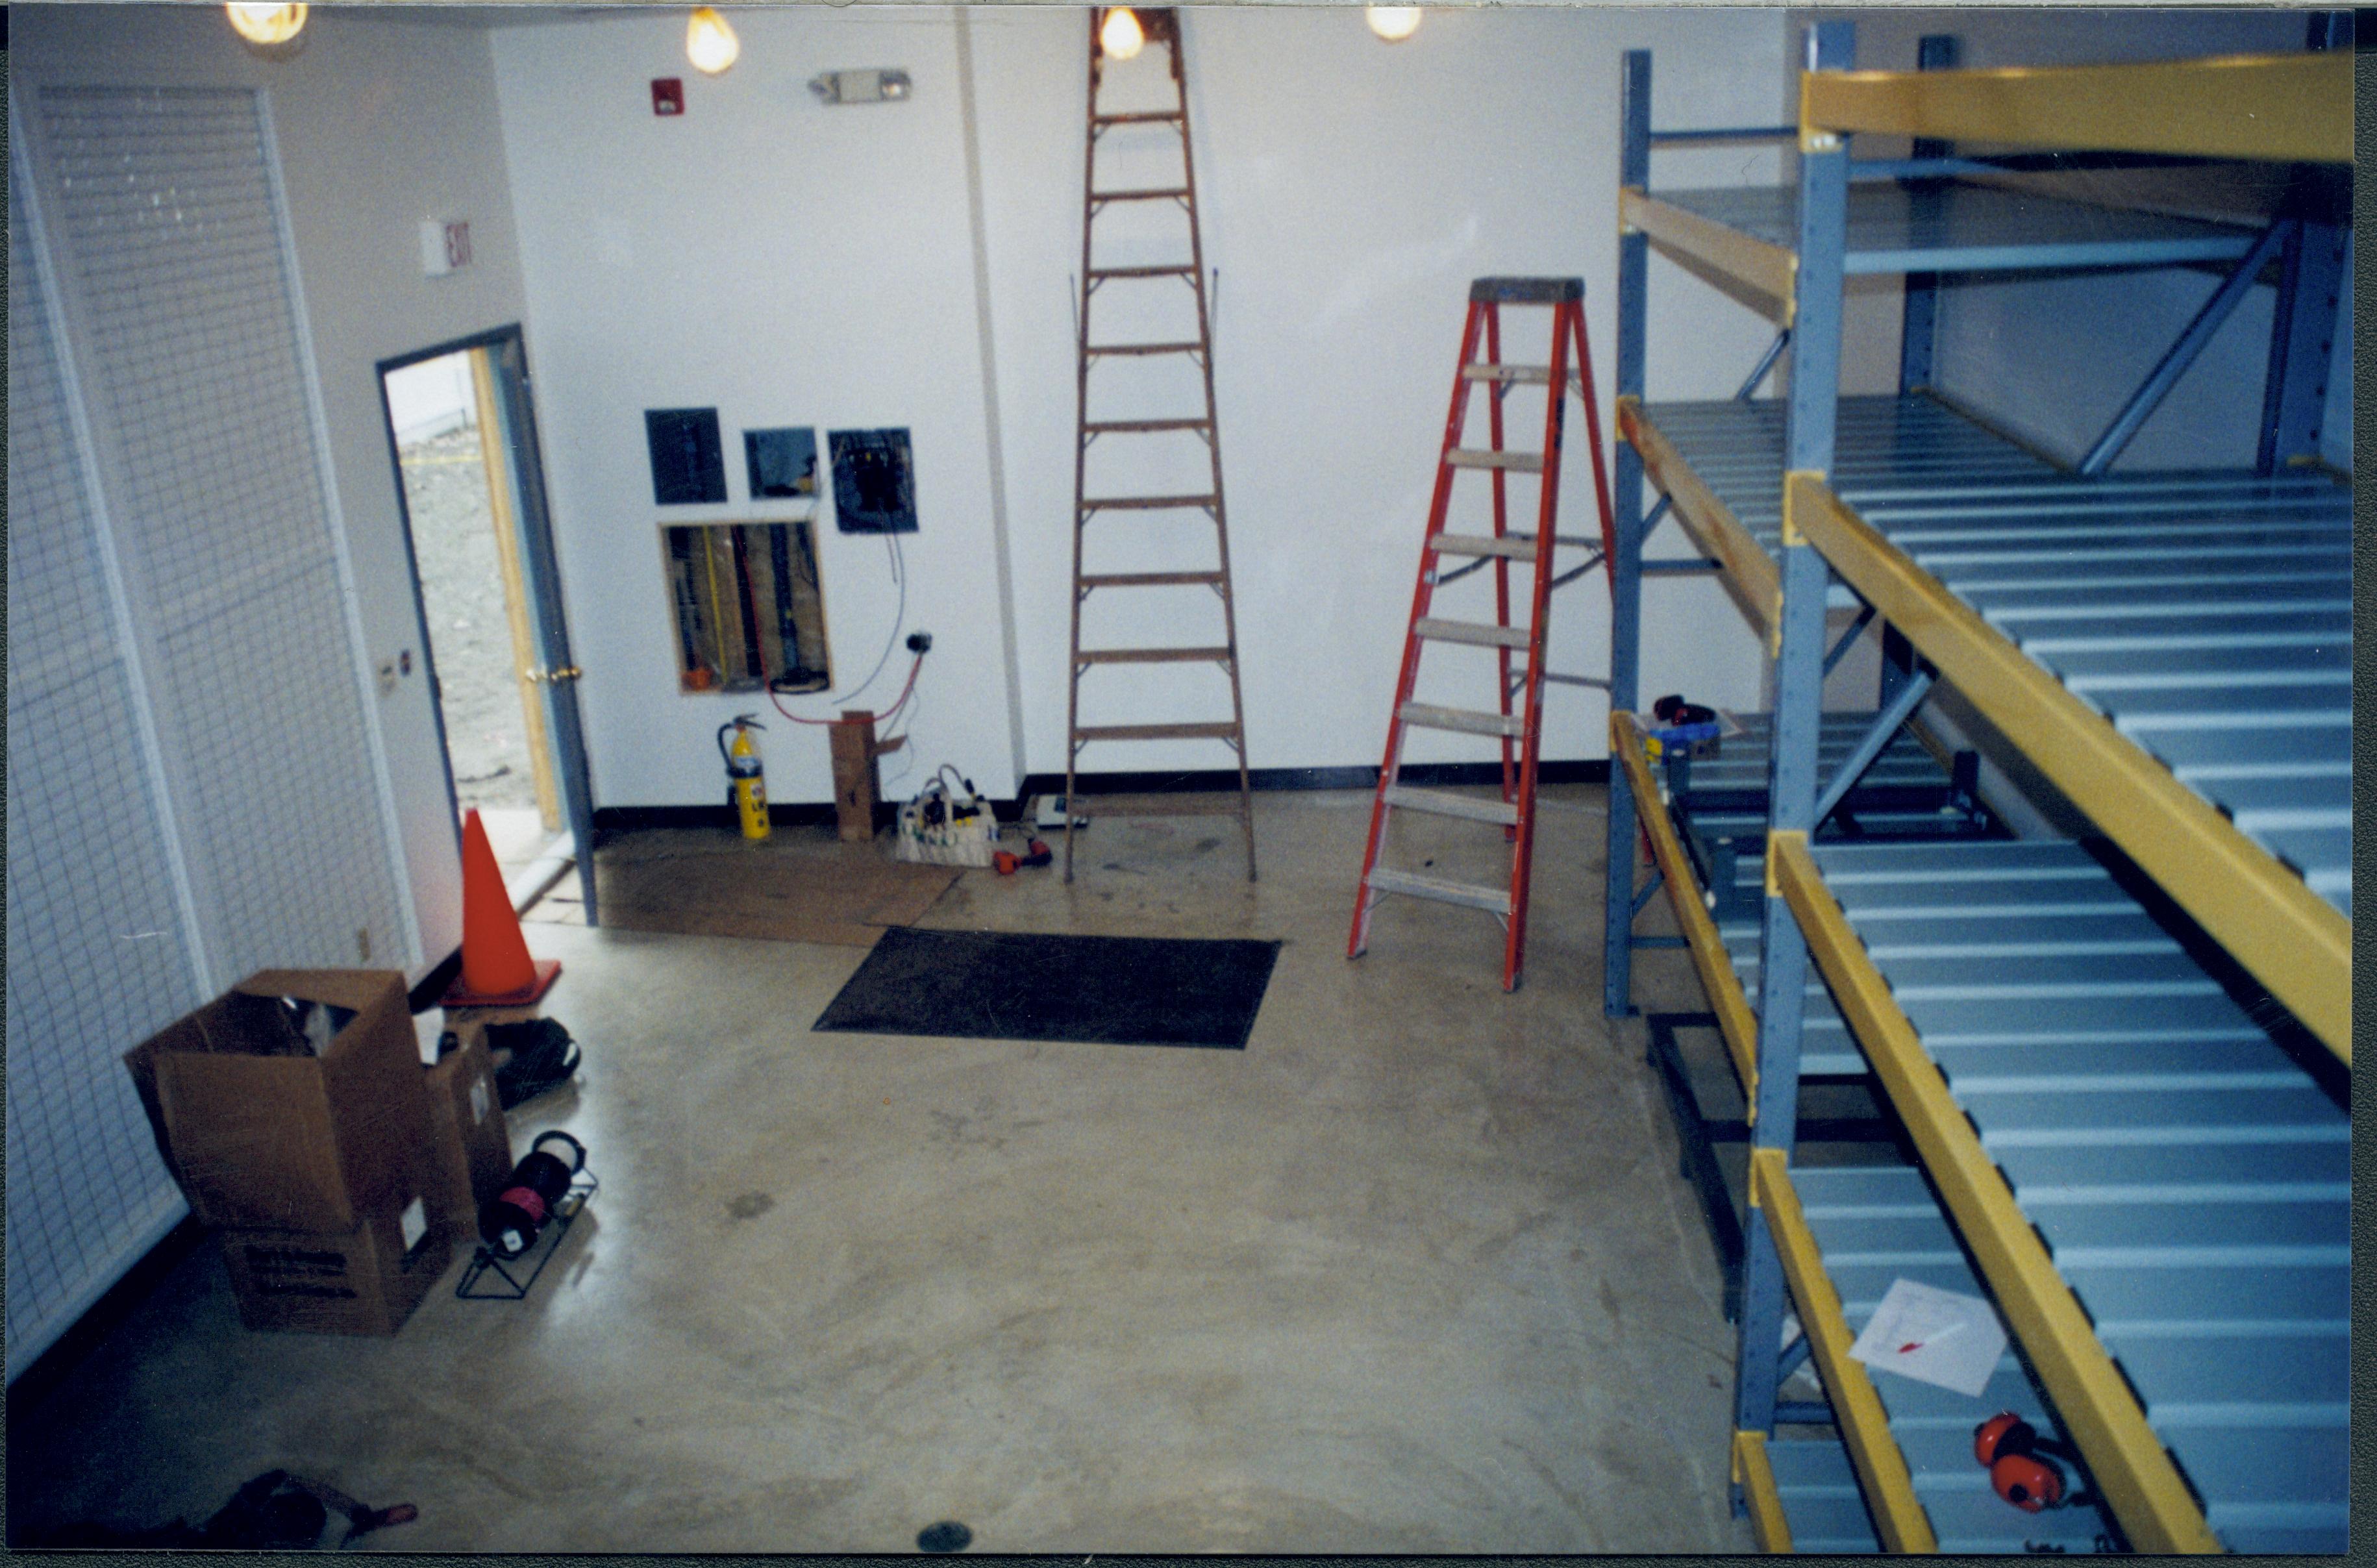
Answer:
479, 332, 601, 924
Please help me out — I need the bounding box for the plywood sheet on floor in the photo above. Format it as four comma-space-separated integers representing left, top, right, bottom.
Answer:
591, 828, 959, 946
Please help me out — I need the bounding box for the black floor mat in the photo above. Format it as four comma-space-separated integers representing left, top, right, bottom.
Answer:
814, 927, 1281, 1050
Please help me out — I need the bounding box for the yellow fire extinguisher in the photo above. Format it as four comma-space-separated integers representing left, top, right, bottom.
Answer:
719, 715, 769, 840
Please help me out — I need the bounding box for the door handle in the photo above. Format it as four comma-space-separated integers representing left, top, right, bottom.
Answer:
523, 666, 582, 684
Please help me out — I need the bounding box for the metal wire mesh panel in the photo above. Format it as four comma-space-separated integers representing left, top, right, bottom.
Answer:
33, 85, 406, 978
5, 165, 197, 1378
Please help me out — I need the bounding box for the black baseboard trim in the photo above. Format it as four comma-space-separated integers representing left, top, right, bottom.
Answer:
5, 1215, 209, 1418
407, 950, 464, 1013
1015, 759, 1610, 803
593, 762, 1615, 836
591, 801, 864, 834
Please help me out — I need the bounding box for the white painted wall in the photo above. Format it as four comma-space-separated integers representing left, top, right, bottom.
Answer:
494, 5, 1791, 806
10, 5, 536, 976
493, 7, 1023, 810
977, 6, 1792, 782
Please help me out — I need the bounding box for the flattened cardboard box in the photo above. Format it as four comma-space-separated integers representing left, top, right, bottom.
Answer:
423, 1030, 512, 1236
124, 969, 436, 1232
219, 1197, 451, 1336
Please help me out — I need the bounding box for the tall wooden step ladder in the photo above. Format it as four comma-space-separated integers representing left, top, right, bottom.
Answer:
1347, 278, 1616, 990
1065, 5, 1254, 884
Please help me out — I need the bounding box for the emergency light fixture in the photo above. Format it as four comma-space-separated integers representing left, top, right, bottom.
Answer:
809, 68, 912, 105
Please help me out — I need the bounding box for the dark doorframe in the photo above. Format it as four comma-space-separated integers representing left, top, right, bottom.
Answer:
375, 323, 601, 925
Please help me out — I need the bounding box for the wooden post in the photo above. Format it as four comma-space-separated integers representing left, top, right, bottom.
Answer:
828, 710, 882, 842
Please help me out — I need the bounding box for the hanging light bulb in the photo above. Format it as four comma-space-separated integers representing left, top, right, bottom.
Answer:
225, 2, 307, 45
686, 6, 740, 75
1099, 7, 1145, 61
1365, 6, 1422, 42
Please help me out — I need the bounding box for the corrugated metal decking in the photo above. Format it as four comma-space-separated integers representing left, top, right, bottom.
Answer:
1658, 712, 1987, 1080
1791, 1164, 2117, 1553
1808, 840, 2350, 1553
1639, 395, 2051, 566
1645, 182, 2261, 275
1838, 473, 2352, 917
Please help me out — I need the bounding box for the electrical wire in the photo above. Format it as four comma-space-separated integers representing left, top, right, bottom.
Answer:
768, 532, 912, 726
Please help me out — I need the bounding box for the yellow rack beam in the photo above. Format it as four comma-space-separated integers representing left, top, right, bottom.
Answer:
1771, 832, 2224, 1554
1802, 53, 2352, 166
1731, 1430, 1793, 1553
1610, 710, 1760, 1097
1617, 397, 1782, 645
1619, 187, 1797, 322
1749, 1147, 1937, 1553
1784, 473, 2349, 1063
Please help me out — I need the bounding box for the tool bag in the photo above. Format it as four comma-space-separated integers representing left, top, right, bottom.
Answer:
895, 766, 999, 868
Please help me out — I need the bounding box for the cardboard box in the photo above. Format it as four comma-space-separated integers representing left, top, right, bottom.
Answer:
218, 1197, 450, 1336
422, 1031, 512, 1238
124, 969, 436, 1232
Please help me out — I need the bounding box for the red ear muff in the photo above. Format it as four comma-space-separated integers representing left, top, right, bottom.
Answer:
1974, 1412, 2030, 1467
1991, 1452, 2066, 1513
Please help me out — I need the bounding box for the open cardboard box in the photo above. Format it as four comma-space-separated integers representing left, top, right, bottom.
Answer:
124, 969, 437, 1233
218, 1197, 451, 1336
422, 1027, 512, 1235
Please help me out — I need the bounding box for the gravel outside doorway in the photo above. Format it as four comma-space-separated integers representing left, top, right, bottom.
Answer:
397, 421, 543, 818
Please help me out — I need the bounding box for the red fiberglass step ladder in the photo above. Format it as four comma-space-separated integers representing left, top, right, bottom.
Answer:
1347, 277, 1616, 991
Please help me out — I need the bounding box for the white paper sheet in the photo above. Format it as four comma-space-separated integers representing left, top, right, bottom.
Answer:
1847, 1278, 2009, 1398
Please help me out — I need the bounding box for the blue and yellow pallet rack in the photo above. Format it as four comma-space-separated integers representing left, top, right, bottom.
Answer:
1600, 23, 2351, 1555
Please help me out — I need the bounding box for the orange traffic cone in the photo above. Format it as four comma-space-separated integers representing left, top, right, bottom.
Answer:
442, 808, 562, 1008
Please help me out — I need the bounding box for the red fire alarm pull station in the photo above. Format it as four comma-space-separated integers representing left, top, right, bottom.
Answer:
652, 77, 684, 116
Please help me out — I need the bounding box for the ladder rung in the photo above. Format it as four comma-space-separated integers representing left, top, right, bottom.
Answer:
1086, 266, 1196, 280
1414, 617, 1530, 650
1381, 785, 1519, 827
1075, 721, 1243, 743
1079, 571, 1226, 590
1446, 448, 1545, 473
1085, 417, 1211, 434
1077, 645, 1233, 666
1397, 701, 1524, 738
1082, 493, 1219, 512
1086, 341, 1205, 357
1430, 533, 1539, 561
1091, 186, 1191, 202
1092, 110, 1186, 126
1364, 867, 1513, 915
1461, 364, 1581, 386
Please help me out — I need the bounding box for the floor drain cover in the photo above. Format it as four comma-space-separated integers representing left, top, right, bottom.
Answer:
917, 1521, 972, 1554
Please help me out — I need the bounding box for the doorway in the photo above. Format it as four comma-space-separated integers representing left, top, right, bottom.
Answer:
379, 328, 599, 925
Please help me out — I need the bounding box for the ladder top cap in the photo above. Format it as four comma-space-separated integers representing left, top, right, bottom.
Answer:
1470, 277, 1584, 304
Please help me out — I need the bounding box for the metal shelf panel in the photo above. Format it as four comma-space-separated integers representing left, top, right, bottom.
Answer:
1761, 1434, 1884, 1553
1833, 473, 2351, 931
1666, 711, 1956, 801
1723, 917, 1865, 1078
1784, 1160, 2116, 1554
1793, 477, 2351, 1060
1798, 838, 2350, 1553
1630, 396, 2052, 641
1645, 181, 2258, 279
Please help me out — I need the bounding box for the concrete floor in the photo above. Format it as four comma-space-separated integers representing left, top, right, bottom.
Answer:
8, 786, 1754, 1553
